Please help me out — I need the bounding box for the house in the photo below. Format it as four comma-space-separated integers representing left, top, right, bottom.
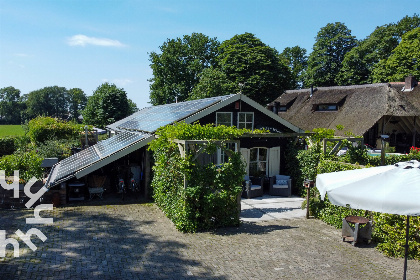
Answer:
268, 76, 420, 153
44, 94, 305, 200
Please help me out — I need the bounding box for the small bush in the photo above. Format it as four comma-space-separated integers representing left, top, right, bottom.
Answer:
27, 116, 86, 144
36, 138, 80, 160
0, 151, 43, 182
0, 137, 16, 156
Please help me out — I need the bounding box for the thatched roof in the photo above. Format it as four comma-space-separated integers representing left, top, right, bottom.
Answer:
271, 82, 420, 137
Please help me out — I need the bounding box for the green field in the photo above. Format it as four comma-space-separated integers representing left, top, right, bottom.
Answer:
0, 125, 25, 137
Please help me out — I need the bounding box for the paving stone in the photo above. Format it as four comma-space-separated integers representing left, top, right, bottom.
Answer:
0, 196, 419, 279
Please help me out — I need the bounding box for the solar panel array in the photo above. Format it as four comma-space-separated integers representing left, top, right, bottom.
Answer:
116, 95, 234, 132
46, 95, 235, 188
47, 131, 151, 187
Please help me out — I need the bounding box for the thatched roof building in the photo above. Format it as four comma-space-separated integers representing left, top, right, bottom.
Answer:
269, 76, 420, 153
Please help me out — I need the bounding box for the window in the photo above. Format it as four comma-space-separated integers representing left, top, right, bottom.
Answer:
249, 147, 268, 177
278, 106, 287, 112
238, 112, 254, 129
317, 104, 338, 111
216, 112, 232, 126
218, 142, 237, 165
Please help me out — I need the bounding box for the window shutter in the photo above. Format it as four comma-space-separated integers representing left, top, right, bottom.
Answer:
240, 148, 250, 176
268, 146, 280, 177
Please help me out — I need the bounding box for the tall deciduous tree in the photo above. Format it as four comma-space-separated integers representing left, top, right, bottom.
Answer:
149, 33, 220, 105
372, 27, 420, 82
0, 86, 22, 124
26, 86, 68, 119
189, 67, 236, 100
67, 88, 87, 122
281, 46, 308, 89
337, 14, 420, 85
82, 83, 130, 128
218, 33, 291, 105
305, 22, 357, 87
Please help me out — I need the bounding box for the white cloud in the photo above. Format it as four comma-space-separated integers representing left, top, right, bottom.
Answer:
100, 78, 133, 87
67, 34, 125, 47
113, 79, 133, 86
14, 53, 30, 57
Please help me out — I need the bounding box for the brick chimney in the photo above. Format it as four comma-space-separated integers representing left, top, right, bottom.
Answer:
405, 75, 417, 91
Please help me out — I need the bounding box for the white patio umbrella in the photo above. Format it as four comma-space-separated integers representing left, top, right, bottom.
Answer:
316, 160, 420, 280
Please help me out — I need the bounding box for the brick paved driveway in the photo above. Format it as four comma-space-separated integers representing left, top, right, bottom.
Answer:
1, 199, 419, 280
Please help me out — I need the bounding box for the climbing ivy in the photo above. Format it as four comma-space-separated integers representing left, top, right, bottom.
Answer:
148, 122, 267, 232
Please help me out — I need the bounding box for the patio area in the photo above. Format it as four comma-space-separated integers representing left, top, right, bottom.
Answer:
1, 199, 419, 279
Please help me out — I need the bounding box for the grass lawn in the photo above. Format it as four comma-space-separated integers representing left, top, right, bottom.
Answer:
0, 125, 25, 137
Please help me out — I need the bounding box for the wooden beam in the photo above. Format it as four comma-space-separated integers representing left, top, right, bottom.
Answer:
241, 132, 313, 138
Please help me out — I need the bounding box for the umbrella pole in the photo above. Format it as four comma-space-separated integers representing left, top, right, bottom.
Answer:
403, 215, 410, 280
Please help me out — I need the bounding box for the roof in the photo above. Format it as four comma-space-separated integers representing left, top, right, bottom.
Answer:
107, 94, 303, 133
45, 94, 303, 188
272, 83, 420, 136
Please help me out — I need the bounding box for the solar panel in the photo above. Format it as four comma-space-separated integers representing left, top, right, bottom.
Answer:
47, 131, 151, 187
116, 95, 233, 132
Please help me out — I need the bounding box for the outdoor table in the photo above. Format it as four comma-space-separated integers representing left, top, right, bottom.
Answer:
342, 216, 372, 246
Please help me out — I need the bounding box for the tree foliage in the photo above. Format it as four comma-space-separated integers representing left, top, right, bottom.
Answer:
372, 27, 420, 82
218, 33, 291, 105
25, 86, 69, 120
0, 86, 23, 124
305, 22, 357, 87
281, 46, 308, 89
337, 14, 420, 85
67, 88, 87, 122
82, 83, 131, 128
148, 33, 220, 105
189, 67, 236, 100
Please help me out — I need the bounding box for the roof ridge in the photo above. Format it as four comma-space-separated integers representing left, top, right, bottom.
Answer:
285, 83, 389, 94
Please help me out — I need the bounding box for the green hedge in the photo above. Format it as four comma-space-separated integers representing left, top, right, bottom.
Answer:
27, 116, 87, 144
149, 122, 265, 232
311, 154, 420, 259
285, 129, 420, 259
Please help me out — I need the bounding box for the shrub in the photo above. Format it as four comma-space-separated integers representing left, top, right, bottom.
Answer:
27, 116, 86, 144
291, 130, 420, 259
0, 151, 43, 182
36, 138, 80, 160
149, 122, 265, 232
0, 137, 16, 157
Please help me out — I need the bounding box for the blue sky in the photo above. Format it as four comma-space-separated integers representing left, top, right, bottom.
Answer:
0, 0, 417, 110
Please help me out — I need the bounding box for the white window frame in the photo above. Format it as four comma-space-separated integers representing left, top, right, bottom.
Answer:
217, 142, 238, 165
237, 112, 254, 130
249, 147, 268, 177
216, 112, 233, 126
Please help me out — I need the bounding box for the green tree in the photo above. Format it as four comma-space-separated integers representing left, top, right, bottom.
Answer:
82, 83, 130, 128
337, 14, 420, 85
127, 98, 139, 114
26, 86, 68, 119
0, 86, 22, 124
149, 33, 220, 105
305, 22, 357, 87
67, 88, 87, 122
218, 32, 292, 105
372, 27, 420, 82
189, 67, 236, 100
281, 46, 308, 89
